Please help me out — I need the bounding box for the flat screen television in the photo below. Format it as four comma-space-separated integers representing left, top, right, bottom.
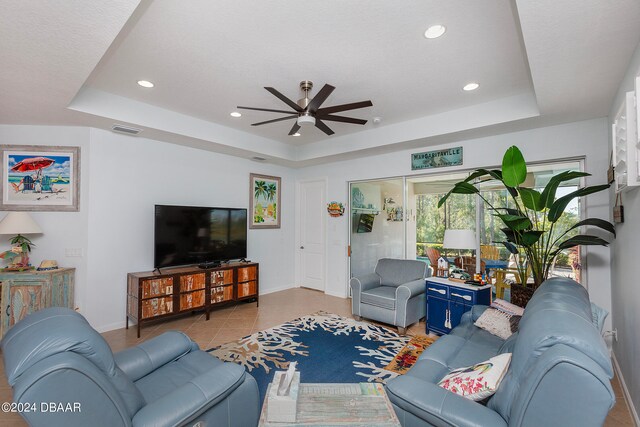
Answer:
154, 205, 247, 268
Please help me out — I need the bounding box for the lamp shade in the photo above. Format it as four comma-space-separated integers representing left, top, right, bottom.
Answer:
0, 212, 43, 235
442, 229, 476, 250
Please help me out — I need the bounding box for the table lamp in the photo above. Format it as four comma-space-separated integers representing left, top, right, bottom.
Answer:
442, 229, 476, 274
0, 212, 43, 268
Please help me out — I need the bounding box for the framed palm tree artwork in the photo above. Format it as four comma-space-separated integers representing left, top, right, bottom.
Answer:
249, 173, 281, 229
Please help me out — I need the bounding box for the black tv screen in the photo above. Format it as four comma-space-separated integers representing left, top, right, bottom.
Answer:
154, 205, 247, 268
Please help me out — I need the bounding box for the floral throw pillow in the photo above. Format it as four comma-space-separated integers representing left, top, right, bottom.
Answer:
475, 307, 522, 339
437, 353, 512, 401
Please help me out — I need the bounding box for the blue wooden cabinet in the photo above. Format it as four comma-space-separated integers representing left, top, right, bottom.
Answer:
425, 277, 491, 335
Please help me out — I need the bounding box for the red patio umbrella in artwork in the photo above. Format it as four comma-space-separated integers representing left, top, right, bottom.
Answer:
11, 157, 55, 173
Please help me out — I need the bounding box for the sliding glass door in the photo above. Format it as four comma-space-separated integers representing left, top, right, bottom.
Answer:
349, 178, 405, 280
348, 159, 585, 298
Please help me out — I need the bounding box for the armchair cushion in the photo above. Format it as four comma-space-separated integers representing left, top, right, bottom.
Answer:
134, 349, 225, 402
132, 362, 246, 427
114, 331, 197, 381
2, 308, 115, 384
387, 375, 508, 427
375, 258, 427, 286
375, 258, 427, 287
361, 286, 396, 310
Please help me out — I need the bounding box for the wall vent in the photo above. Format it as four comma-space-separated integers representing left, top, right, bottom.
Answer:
112, 124, 142, 135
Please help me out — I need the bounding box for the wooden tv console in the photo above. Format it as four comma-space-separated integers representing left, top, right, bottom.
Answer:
126, 262, 258, 337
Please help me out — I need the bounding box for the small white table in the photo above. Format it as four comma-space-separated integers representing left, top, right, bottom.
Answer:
258, 382, 401, 427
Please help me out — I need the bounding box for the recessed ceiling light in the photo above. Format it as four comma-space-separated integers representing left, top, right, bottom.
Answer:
137, 80, 154, 88
463, 82, 479, 91
424, 25, 446, 39
292, 133, 301, 137
230, 111, 242, 118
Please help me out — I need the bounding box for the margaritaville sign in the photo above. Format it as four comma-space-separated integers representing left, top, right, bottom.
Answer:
411, 147, 463, 170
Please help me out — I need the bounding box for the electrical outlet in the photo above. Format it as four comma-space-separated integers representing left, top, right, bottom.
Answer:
65, 248, 83, 257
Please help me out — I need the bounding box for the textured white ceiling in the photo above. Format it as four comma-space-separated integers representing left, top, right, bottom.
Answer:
2, 0, 640, 164
0, 0, 141, 124
87, 0, 532, 145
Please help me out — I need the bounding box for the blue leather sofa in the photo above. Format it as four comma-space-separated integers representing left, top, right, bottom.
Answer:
351, 258, 429, 335
386, 277, 615, 426
1, 307, 260, 427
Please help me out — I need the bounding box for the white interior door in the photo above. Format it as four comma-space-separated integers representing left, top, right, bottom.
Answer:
299, 179, 326, 291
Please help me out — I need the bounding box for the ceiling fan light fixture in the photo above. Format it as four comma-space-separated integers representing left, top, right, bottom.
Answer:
424, 25, 446, 39
292, 132, 301, 137
230, 111, 242, 117
297, 115, 316, 126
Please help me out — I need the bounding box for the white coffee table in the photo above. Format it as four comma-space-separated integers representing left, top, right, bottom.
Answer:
258, 382, 401, 427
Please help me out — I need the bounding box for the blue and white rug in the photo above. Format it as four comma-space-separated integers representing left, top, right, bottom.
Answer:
208, 311, 411, 402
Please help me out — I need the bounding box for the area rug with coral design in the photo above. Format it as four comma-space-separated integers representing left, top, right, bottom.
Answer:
208, 311, 427, 402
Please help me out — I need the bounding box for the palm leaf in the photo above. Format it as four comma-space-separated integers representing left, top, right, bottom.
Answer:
501, 146, 527, 187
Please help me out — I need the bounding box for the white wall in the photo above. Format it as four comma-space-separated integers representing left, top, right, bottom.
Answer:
0, 125, 91, 314
296, 118, 613, 324
608, 38, 640, 422
0, 125, 296, 332
0, 118, 614, 340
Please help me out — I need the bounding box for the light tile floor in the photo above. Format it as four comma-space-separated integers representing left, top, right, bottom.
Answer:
0, 288, 634, 426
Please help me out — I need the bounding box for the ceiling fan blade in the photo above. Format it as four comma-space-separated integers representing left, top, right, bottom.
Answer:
264, 87, 303, 112
315, 119, 335, 136
288, 122, 301, 136
251, 115, 298, 126
306, 84, 335, 113
317, 114, 367, 125
316, 100, 373, 115
237, 106, 296, 114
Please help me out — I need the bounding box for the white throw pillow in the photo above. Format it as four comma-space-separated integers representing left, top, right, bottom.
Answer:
475, 307, 521, 340
438, 353, 512, 401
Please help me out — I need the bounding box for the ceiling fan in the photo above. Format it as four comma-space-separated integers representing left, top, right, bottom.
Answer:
237, 81, 373, 136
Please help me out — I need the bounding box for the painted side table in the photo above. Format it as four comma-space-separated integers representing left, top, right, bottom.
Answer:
259, 382, 401, 426
0, 268, 75, 337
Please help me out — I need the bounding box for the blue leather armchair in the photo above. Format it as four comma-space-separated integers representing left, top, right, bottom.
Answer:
1, 307, 260, 427
386, 277, 615, 426
351, 258, 429, 334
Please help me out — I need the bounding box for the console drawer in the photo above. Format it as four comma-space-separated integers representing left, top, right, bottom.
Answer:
426, 282, 449, 298
450, 288, 474, 304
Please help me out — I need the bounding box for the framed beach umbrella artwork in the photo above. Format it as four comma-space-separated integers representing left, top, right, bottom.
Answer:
249, 173, 281, 229
0, 145, 80, 211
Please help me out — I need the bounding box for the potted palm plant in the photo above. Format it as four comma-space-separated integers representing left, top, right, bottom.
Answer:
438, 146, 615, 306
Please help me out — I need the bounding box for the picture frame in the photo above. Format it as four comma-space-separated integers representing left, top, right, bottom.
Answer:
0, 145, 80, 212
249, 173, 281, 229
